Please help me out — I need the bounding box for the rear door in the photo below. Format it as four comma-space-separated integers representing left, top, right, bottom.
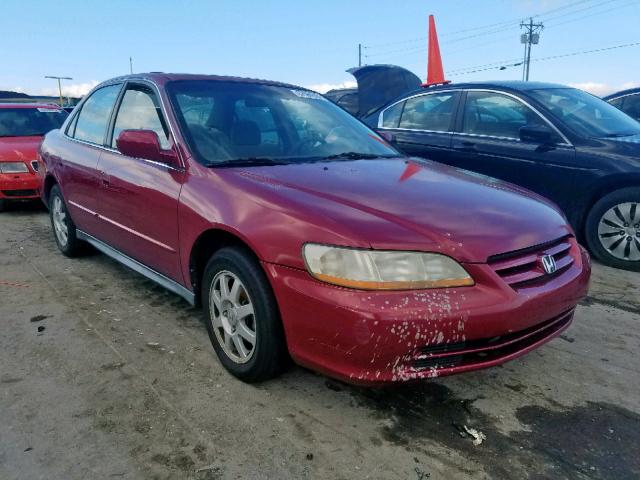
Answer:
449, 90, 577, 211
377, 91, 459, 164
95, 82, 185, 280
60, 83, 122, 233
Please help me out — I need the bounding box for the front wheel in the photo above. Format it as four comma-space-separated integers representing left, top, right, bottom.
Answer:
49, 185, 83, 257
202, 246, 288, 382
585, 187, 640, 271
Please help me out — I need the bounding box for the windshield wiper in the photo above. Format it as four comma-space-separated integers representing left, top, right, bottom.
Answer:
213, 157, 292, 168
325, 152, 384, 160
602, 133, 637, 138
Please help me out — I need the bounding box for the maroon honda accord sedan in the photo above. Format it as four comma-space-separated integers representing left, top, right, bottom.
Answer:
39, 73, 591, 384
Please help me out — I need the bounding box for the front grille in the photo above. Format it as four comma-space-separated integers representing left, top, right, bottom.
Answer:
412, 309, 573, 370
2, 189, 38, 197
488, 236, 574, 289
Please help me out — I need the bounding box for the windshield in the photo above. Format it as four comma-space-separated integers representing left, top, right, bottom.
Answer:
167, 80, 400, 166
0, 107, 68, 137
529, 88, 640, 138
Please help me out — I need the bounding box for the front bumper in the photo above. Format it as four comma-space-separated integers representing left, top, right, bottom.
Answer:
0, 172, 41, 200
264, 245, 590, 385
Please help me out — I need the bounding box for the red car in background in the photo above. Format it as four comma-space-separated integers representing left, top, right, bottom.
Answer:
39, 74, 590, 385
0, 103, 67, 211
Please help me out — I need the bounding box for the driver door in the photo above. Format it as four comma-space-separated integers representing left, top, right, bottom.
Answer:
449, 90, 577, 211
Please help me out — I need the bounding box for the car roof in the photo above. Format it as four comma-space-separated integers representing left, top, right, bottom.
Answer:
603, 87, 640, 100
102, 72, 304, 90
0, 102, 64, 109
405, 80, 570, 96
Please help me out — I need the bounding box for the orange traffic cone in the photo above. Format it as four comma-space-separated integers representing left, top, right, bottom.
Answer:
422, 15, 450, 87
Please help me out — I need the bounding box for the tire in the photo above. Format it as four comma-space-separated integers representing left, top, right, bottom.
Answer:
0, 199, 5, 212
202, 246, 288, 382
49, 185, 83, 257
585, 187, 640, 271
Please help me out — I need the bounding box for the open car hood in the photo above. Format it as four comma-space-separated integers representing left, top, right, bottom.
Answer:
347, 64, 421, 118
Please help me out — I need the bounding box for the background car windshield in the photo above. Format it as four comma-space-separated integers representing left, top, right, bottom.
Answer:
167, 81, 399, 165
530, 88, 640, 137
0, 108, 68, 137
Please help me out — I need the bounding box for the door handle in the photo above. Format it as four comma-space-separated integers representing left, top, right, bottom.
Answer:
99, 171, 110, 187
453, 141, 476, 152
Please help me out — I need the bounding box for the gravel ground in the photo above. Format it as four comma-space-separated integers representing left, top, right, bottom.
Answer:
1, 202, 639, 480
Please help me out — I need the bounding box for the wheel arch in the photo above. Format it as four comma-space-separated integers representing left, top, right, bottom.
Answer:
43, 174, 58, 206
188, 227, 265, 307
578, 173, 640, 237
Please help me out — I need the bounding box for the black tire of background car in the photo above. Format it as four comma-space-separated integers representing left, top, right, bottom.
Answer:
202, 246, 289, 382
49, 185, 84, 257
585, 187, 640, 272
0, 199, 5, 212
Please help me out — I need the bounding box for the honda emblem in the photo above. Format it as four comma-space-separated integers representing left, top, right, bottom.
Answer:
541, 254, 557, 274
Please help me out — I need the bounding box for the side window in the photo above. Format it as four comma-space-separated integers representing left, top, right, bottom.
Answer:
462, 91, 546, 139
381, 101, 404, 128
398, 93, 455, 132
112, 87, 170, 149
73, 84, 121, 144
623, 94, 640, 121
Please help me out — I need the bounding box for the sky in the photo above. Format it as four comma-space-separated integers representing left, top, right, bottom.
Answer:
2, 0, 639, 98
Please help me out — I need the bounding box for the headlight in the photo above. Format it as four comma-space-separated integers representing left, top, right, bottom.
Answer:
303, 243, 474, 290
0, 162, 29, 173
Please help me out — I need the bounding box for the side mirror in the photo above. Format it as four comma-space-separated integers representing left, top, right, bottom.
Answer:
116, 129, 180, 167
519, 125, 554, 144
377, 131, 397, 144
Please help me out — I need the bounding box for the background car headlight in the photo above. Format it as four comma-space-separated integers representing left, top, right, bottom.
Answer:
0, 162, 29, 173
303, 244, 474, 290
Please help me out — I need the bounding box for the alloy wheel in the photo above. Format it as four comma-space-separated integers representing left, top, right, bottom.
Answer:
52, 196, 69, 247
597, 202, 640, 261
209, 270, 257, 364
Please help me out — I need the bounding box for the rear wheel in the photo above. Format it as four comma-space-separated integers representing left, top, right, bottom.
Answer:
49, 185, 83, 257
202, 246, 288, 382
0, 199, 5, 212
585, 187, 640, 271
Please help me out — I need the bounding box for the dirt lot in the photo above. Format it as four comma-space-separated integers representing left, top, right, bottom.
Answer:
1, 203, 639, 480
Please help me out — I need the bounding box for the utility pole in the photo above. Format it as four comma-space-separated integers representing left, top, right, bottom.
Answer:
44, 76, 73, 107
129, 56, 133, 74
358, 44, 362, 67
520, 17, 543, 81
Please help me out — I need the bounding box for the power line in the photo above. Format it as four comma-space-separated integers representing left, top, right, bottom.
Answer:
363, 0, 632, 59
448, 40, 640, 76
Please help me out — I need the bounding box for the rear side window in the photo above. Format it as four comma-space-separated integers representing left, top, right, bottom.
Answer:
336, 93, 359, 116
398, 93, 455, 132
381, 101, 404, 128
73, 84, 121, 144
462, 91, 546, 139
608, 97, 624, 109
623, 94, 640, 121
111, 86, 170, 149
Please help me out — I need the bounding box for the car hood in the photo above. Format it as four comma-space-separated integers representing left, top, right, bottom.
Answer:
347, 64, 422, 118
226, 158, 572, 263
0, 136, 42, 162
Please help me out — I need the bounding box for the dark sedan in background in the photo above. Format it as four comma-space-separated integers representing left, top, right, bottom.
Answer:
364, 81, 640, 271
605, 87, 640, 122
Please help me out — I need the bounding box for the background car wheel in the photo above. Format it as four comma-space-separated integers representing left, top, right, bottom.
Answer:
585, 187, 640, 271
202, 246, 288, 382
0, 199, 5, 212
49, 185, 83, 257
